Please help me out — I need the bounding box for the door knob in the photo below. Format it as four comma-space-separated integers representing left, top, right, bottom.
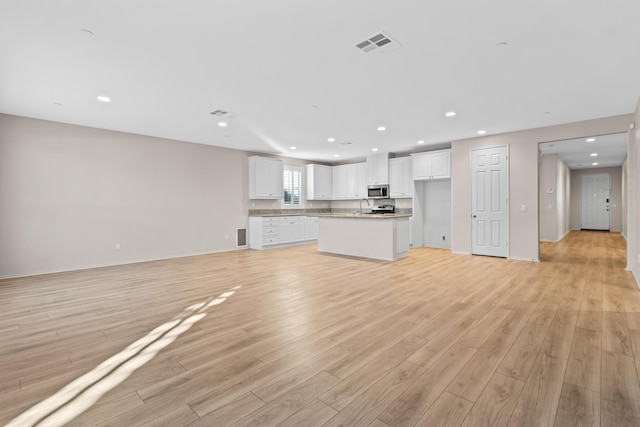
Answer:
472, 215, 477, 218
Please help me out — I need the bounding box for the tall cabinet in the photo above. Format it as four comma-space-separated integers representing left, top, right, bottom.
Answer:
411, 149, 452, 249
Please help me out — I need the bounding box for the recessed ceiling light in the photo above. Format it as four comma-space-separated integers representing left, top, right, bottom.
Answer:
372, 148, 378, 152
97, 95, 111, 103
218, 121, 227, 127
377, 126, 386, 131
290, 146, 297, 150
586, 138, 595, 142
80, 29, 94, 36
333, 154, 340, 158
592, 162, 598, 166
53, 102, 62, 107
445, 111, 456, 117
417, 140, 425, 144
496, 42, 508, 47
327, 138, 335, 142
590, 153, 598, 157
477, 130, 486, 135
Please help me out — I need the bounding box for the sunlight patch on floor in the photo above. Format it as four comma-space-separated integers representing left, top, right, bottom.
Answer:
6, 287, 239, 427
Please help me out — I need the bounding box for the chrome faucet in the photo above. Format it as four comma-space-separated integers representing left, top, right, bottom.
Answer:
359, 198, 370, 215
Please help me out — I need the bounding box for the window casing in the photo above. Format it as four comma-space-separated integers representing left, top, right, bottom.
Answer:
283, 166, 304, 209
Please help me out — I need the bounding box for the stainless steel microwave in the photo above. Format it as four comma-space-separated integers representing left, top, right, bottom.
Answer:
367, 184, 389, 199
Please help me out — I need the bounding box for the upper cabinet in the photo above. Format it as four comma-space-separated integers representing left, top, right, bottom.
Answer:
367, 152, 389, 185
411, 150, 451, 180
332, 162, 367, 199
389, 157, 413, 198
248, 156, 284, 199
306, 164, 333, 200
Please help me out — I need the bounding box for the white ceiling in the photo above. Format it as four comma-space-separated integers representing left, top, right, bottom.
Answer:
1, 1, 639, 163
539, 133, 628, 169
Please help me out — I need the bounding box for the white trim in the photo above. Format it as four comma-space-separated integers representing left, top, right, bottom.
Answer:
508, 256, 540, 262
0, 247, 248, 280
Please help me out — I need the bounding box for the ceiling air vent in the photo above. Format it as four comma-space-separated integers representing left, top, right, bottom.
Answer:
209, 109, 235, 118
355, 31, 400, 55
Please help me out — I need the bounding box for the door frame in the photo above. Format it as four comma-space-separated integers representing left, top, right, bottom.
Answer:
469, 145, 510, 257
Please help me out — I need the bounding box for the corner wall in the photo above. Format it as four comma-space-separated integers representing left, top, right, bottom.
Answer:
451, 114, 632, 261
557, 155, 571, 240
539, 154, 559, 242
539, 154, 571, 242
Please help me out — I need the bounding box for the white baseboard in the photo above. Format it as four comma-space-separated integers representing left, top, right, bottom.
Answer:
0, 247, 248, 280
508, 256, 540, 263
451, 250, 471, 255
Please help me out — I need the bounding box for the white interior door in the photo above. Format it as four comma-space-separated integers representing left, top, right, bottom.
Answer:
471, 146, 509, 257
581, 173, 610, 230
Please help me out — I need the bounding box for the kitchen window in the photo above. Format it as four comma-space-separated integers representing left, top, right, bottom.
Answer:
283, 166, 304, 208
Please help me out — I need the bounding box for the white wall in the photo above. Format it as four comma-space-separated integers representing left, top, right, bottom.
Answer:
423, 180, 452, 248
622, 155, 629, 239
0, 114, 314, 278
539, 154, 559, 242
628, 99, 640, 283
557, 156, 571, 240
539, 154, 571, 242
451, 114, 633, 262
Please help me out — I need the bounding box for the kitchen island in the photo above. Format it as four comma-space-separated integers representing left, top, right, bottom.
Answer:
316, 213, 411, 261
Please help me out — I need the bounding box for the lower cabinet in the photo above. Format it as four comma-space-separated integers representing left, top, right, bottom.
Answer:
249, 216, 318, 249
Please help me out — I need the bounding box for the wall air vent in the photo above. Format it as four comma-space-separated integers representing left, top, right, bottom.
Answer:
355, 31, 401, 55
209, 110, 236, 118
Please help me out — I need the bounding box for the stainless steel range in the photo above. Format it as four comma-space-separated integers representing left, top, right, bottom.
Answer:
371, 204, 395, 214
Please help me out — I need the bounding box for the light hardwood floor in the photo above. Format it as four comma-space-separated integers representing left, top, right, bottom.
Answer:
1, 230, 638, 426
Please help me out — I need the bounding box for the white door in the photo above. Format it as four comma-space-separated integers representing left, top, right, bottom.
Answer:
471, 146, 509, 257
581, 173, 610, 230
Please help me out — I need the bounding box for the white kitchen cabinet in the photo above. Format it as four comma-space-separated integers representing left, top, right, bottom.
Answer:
356, 162, 367, 197
306, 164, 332, 200
332, 165, 347, 199
304, 217, 318, 240
332, 163, 367, 199
249, 216, 318, 249
248, 156, 284, 199
367, 152, 389, 185
389, 157, 413, 198
411, 150, 451, 180
278, 219, 293, 243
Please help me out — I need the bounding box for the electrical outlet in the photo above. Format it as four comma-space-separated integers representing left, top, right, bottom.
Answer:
442, 235, 446, 241
225, 234, 229, 240
115, 243, 121, 250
